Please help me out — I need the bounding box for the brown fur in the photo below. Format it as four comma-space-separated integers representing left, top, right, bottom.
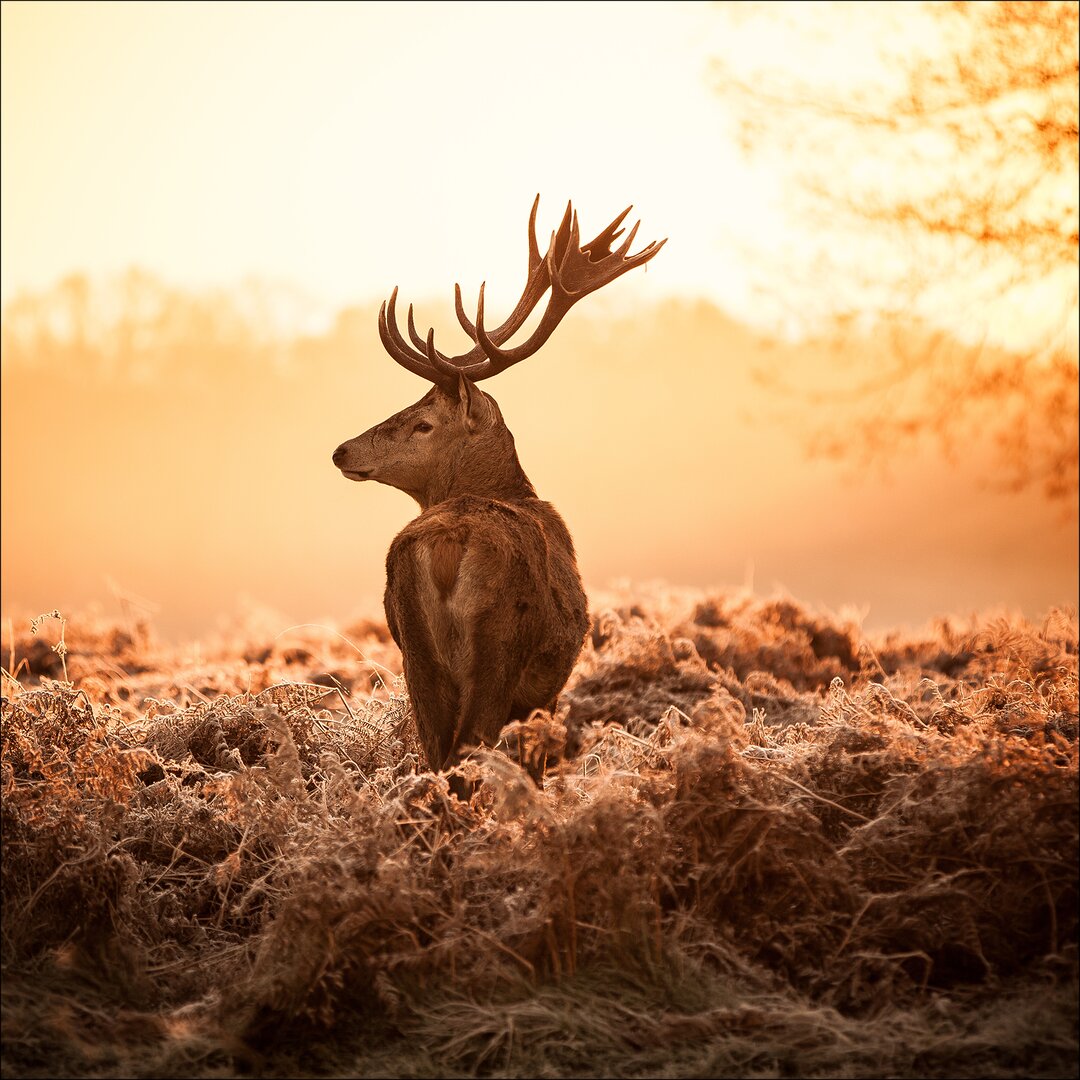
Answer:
429, 536, 464, 600
334, 381, 589, 781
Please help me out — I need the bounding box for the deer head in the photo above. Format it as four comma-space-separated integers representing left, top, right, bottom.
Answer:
332, 376, 525, 509
332, 197, 666, 508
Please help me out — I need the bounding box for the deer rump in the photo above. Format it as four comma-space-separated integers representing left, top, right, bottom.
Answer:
385, 495, 588, 773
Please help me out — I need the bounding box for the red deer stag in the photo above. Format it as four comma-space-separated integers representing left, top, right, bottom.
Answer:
332, 197, 665, 788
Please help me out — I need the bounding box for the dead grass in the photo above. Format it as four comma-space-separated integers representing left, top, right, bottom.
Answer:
1, 590, 1077, 1078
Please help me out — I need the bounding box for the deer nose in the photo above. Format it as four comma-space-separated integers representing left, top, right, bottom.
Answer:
332, 444, 348, 467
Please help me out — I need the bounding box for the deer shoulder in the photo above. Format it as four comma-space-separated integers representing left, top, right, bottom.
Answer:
386, 497, 585, 642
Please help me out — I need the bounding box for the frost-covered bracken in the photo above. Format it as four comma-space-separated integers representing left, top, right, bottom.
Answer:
2, 590, 1076, 1077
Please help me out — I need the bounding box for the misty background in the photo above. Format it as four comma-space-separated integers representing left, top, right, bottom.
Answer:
2, 1, 1076, 639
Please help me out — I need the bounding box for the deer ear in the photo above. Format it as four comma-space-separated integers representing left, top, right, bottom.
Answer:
457, 374, 487, 434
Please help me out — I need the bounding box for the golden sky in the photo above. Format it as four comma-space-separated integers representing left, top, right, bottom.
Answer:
4, 1, 1070, 342
2, 3, 746, 312
2, 1, 959, 330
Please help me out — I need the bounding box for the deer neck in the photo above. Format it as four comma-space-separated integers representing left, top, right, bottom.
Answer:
415, 430, 537, 510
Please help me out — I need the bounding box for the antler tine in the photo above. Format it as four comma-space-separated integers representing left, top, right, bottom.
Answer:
406, 304, 427, 352
379, 288, 458, 390
451, 283, 491, 377
626, 236, 668, 266
554, 202, 575, 263
454, 283, 475, 337
385, 289, 429, 367
596, 232, 666, 284
425, 327, 468, 382
614, 219, 641, 258
582, 206, 632, 259
526, 193, 543, 270
550, 209, 582, 283
565, 210, 581, 269
472, 283, 500, 374
378, 297, 422, 375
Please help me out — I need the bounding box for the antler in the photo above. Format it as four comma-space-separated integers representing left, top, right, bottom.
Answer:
377, 198, 666, 389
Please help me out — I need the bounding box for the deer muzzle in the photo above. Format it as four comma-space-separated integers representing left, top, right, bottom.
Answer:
332, 442, 375, 481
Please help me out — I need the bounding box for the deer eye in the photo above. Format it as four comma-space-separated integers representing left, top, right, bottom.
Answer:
413, 421, 434, 434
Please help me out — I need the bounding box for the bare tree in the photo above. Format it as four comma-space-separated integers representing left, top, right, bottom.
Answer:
713, 0, 1079, 501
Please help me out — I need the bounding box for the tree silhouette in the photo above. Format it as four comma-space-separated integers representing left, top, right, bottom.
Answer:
714, 1, 1078, 501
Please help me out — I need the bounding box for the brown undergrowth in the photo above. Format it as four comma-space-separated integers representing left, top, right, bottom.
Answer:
1, 590, 1077, 1078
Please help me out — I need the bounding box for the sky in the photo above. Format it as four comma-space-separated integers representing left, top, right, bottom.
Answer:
2, 1, 766, 317
0, 1, 973, 335
4, 1, 1068, 341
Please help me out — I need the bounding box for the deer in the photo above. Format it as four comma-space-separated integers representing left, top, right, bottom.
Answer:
332, 197, 665, 791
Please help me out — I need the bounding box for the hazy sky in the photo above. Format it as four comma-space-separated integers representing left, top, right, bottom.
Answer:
5, 1, 1071, 349
2, 1, 776, 317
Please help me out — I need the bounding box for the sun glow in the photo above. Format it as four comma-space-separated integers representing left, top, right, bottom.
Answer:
2, 2, 768, 319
